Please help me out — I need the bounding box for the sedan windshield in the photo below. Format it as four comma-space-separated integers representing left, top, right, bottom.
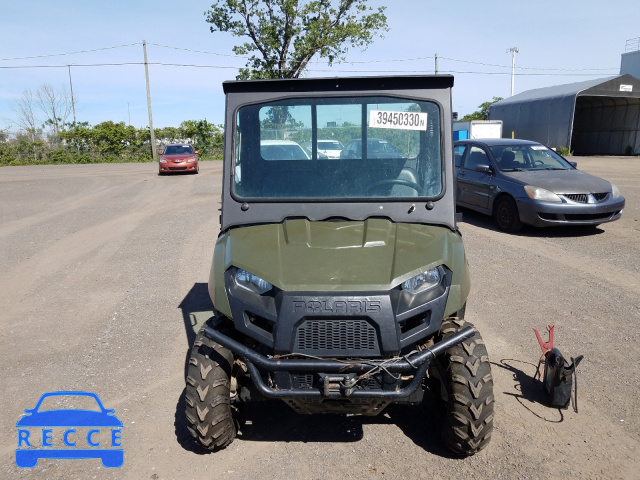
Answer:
165, 145, 194, 155
233, 96, 442, 200
490, 144, 573, 171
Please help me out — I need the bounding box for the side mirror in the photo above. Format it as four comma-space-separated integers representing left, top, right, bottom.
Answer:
569, 161, 577, 168
157, 150, 163, 155
475, 164, 493, 174
194, 150, 199, 155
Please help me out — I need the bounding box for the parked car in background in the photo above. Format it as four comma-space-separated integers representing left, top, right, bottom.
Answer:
260, 140, 311, 160
302, 139, 344, 159
454, 138, 625, 232
158, 144, 199, 175
341, 138, 404, 159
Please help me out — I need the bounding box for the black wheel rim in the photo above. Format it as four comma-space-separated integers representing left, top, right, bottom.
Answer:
497, 200, 515, 230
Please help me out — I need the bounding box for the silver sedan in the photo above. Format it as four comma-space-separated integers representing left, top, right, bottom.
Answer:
454, 138, 625, 232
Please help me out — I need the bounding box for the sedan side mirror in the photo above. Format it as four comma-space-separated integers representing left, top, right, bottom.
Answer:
475, 164, 493, 174
569, 161, 578, 168
157, 150, 163, 155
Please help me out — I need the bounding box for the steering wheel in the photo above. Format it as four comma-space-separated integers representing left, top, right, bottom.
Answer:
366, 179, 422, 195
533, 160, 545, 166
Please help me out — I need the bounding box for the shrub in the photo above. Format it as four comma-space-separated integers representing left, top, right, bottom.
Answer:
557, 146, 572, 156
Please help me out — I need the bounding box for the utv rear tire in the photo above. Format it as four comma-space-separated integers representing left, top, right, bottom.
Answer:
185, 325, 236, 450
430, 318, 494, 455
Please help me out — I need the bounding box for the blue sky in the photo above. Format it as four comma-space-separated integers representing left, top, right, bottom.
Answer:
1, 1, 637, 133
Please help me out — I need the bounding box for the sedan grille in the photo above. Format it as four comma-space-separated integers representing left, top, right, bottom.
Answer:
593, 192, 608, 201
561, 193, 608, 203
294, 319, 379, 357
563, 193, 588, 203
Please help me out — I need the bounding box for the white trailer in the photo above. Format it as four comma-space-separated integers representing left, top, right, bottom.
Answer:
453, 120, 503, 141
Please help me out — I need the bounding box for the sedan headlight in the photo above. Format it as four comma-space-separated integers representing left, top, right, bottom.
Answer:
524, 185, 562, 203
402, 268, 441, 295
234, 269, 272, 295
159, 158, 168, 163
611, 183, 621, 200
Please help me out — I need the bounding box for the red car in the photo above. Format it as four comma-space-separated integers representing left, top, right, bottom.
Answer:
158, 144, 199, 174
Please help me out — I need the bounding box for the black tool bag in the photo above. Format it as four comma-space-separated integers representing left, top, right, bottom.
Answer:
543, 348, 583, 411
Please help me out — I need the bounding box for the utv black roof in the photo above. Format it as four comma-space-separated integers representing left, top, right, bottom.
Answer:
220, 75, 457, 232
222, 75, 454, 94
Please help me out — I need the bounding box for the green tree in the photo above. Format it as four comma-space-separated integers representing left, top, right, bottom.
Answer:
90, 121, 138, 155
205, 0, 388, 79
461, 97, 503, 121
60, 122, 92, 152
180, 120, 224, 156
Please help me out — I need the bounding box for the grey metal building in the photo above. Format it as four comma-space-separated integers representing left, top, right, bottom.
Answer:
488, 74, 640, 155
621, 37, 640, 80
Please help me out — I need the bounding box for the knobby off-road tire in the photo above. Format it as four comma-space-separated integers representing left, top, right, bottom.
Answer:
185, 326, 236, 450
431, 318, 494, 455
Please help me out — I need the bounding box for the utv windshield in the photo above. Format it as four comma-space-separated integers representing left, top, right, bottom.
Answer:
233, 97, 442, 200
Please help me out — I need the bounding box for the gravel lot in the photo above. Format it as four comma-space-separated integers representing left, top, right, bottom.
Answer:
1, 157, 638, 479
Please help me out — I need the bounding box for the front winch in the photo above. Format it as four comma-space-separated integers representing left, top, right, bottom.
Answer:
322, 374, 358, 397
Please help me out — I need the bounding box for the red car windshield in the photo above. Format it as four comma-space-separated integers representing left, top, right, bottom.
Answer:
165, 145, 194, 155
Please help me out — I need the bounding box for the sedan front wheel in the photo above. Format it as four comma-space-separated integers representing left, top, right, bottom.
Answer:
493, 196, 522, 232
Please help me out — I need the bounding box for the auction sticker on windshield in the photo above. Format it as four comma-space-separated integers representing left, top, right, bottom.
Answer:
369, 110, 427, 131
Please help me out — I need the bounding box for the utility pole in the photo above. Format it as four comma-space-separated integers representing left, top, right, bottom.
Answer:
67, 65, 76, 124
506, 47, 519, 96
434, 53, 438, 74
143, 40, 158, 163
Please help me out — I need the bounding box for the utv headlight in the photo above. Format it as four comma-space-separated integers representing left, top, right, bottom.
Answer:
611, 183, 621, 200
524, 185, 562, 203
402, 268, 441, 295
234, 269, 272, 295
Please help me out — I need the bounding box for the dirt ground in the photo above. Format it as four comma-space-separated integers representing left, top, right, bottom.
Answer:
0, 157, 638, 480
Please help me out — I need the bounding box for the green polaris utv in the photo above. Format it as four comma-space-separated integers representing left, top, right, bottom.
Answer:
185, 75, 494, 456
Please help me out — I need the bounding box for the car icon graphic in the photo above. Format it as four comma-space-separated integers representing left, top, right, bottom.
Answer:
15, 391, 123, 468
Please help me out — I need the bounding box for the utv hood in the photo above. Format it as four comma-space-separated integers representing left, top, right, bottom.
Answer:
215, 218, 463, 292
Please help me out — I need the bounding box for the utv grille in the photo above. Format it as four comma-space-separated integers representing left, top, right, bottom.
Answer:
294, 319, 379, 357
294, 374, 314, 389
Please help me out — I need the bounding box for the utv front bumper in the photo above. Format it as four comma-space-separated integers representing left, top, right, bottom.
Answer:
203, 322, 474, 400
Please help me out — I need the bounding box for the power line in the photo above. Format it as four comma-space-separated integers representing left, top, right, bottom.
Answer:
439, 55, 618, 71
0, 43, 141, 62
146, 42, 620, 71
0, 62, 619, 76
0, 39, 620, 76
147, 43, 241, 58
148, 42, 436, 64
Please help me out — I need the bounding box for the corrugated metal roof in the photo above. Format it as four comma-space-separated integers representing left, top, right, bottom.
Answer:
494, 77, 618, 106
488, 74, 640, 154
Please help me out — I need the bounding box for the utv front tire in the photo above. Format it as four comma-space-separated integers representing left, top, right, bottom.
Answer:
430, 318, 494, 455
185, 326, 236, 450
